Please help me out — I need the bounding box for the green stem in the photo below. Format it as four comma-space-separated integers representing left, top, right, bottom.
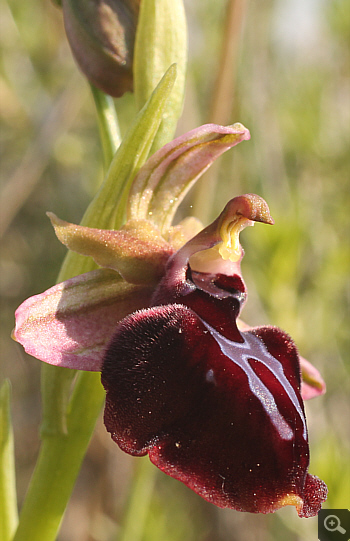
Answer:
13, 372, 105, 541
12, 84, 121, 541
90, 85, 121, 169
0, 381, 18, 541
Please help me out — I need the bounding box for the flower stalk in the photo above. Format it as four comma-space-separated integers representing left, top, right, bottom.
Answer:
90, 84, 121, 169
13, 372, 104, 541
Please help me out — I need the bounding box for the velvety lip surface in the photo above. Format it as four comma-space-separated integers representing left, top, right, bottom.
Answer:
102, 266, 327, 517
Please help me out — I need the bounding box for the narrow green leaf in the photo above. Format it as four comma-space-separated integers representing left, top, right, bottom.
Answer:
134, 0, 187, 152
0, 380, 18, 541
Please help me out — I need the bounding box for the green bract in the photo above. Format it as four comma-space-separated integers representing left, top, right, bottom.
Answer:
134, 0, 187, 150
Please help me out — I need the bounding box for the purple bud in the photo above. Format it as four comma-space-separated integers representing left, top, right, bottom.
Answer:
62, 0, 140, 96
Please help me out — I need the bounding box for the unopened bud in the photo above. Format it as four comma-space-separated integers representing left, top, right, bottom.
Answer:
62, 0, 140, 97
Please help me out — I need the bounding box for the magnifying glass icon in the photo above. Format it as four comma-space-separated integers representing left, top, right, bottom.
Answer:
324, 514, 346, 534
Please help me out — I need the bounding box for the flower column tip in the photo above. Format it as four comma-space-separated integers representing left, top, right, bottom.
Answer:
218, 194, 274, 263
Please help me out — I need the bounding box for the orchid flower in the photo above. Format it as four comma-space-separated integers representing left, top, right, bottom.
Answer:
14, 123, 327, 517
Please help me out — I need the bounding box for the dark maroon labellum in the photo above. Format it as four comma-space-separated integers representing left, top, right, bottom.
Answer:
102, 263, 327, 516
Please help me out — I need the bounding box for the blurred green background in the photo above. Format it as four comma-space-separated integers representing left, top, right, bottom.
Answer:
1, 0, 349, 540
